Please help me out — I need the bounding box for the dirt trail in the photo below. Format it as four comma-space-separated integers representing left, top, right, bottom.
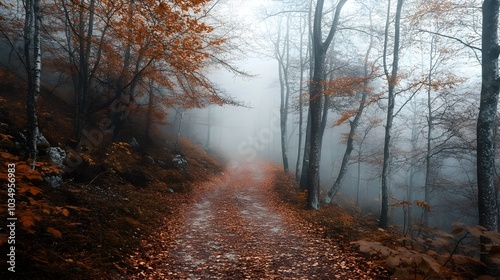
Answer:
131, 164, 383, 279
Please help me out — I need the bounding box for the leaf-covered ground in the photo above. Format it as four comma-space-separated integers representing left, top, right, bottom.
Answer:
128, 163, 389, 279
0, 72, 226, 279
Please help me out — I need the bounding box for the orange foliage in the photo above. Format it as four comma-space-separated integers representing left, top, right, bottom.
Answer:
102, 0, 232, 108
411, 0, 471, 25
415, 199, 432, 212
38, 0, 237, 131
103, 142, 138, 173
0, 152, 67, 238
321, 76, 367, 97
335, 109, 359, 126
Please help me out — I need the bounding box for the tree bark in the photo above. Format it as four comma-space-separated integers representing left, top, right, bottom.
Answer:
379, 0, 404, 228
276, 15, 291, 174
206, 106, 212, 149
300, 110, 312, 190
307, 0, 347, 210
145, 80, 155, 140
299, 0, 315, 190
424, 52, 433, 227
296, 12, 308, 182
477, 0, 500, 274
323, 12, 374, 204
24, 0, 41, 165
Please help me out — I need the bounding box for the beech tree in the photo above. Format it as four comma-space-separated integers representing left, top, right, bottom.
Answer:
273, 14, 292, 173
299, 0, 314, 190
477, 0, 500, 272
294, 5, 311, 182
379, 0, 404, 228
43, 0, 238, 143
1, 0, 43, 165
407, 0, 476, 227
51, 0, 116, 141
24, 0, 42, 165
306, 0, 348, 210
323, 3, 376, 204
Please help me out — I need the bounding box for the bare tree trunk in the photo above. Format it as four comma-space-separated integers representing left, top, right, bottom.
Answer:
307, 0, 347, 210
206, 106, 212, 149
477, 0, 500, 274
296, 13, 308, 181
60, 0, 102, 142
24, 0, 34, 157
299, 0, 315, 191
422, 31, 443, 227
424, 58, 433, 227
275, 14, 292, 173
75, 0, 96, 141
408, 100, 419, 235
323, 12, 374, 204
355, 121, 374, 207
145, 80, 154, 140
300, 110, 312, 190
379, 0, 404, 228
307, 53, 325, 210
174, 109, 184, 151
24, 0, 41, 166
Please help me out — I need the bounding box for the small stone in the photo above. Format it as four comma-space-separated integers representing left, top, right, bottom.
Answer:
45, 175, 62, 188
129, 137, 139, 148
49, 147, 66, 166
172, 154, 188, 169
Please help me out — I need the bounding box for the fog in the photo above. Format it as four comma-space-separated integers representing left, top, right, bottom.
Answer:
0, 0, 487, 232
168, 0, 486, 232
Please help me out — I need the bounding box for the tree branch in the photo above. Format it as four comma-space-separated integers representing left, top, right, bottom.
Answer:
417, 29, 482, 52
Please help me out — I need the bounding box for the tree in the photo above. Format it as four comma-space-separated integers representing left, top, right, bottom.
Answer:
408, 0, 474, 227
299, 0, 314, 190
295, 6, 310, 182
54, 0, 114, 141
273, 13, 292, 173
477, 0, 500, 273
379, 0, 404, 228
323, 4, 376, 204
1, 0, 43, 164
23, 0, 42, 165
44, 0, 238, 144
306, 0, 348, 210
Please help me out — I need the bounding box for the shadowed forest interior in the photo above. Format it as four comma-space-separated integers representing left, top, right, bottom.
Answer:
2, 0, 500, 279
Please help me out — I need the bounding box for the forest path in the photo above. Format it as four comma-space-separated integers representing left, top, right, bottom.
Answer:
130, 163, 380, 279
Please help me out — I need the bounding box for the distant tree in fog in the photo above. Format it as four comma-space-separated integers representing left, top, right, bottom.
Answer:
323, 3, 377, 205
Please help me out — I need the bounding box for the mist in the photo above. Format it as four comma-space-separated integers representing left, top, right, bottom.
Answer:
0, 0, 490, 235
4, 0, 500, 277
159, 0, 490, 235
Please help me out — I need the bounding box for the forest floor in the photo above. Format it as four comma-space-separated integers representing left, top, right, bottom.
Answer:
0, 69, 491, 279
0, 70, 388, 279
127, 163, 389, 279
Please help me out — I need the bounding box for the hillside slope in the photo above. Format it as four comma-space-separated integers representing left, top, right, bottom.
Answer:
0, 71, 224, 279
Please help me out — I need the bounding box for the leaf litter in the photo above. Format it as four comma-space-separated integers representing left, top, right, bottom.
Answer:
129, 163, 388, 279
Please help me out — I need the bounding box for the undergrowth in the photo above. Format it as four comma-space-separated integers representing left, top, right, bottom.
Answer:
273, 169, 500, 279
0, 72, 223, 279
